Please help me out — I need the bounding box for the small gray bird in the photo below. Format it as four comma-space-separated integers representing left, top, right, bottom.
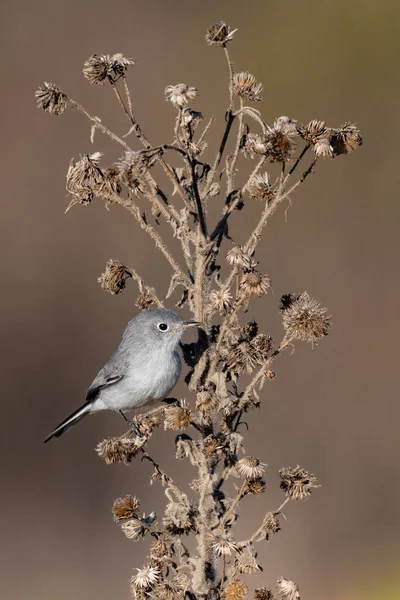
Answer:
44, 308, 200, 443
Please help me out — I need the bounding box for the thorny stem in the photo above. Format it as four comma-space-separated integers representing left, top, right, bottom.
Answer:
289, 144, 310, 175
204, 110, 235, 198
227, 98, 244, 194
220, 481, 247, 528
223, 45, 235, 110
69, 99, 132, 151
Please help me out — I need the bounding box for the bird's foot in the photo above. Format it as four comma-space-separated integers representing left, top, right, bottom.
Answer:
119, 410, 142, 437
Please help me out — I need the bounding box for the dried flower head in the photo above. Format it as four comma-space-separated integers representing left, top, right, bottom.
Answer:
247, 172, 275, 202
206, 21, 237, 46
245, 478, 266, 496
154, 581, 184, 600
83, 54, 112, 84
96, 437, 141, 464
281, 291, 331, 343
196, 391, 218, 413
35, 82, 68, 116
240, 272, 271, 297
232, 72, 263, 102
112, 495, 140, 522
212, 537, 238, 557
237, 456, 266, 480
226, 247, 255, 270
264, 369, 276, 380
98, 259, 130, 295
210, 288, 232, 314
164, 401, 192, 431
83, 53, 134, 84
149, 539, 171, 564
264, 116, 298, 163
279, 465, 320, 500
242, 133, 270, 159
224, 579, 248, 600
264, 512, 281, 534
135, 292, 158, 310
275, 578, 300, 600
116, 151, 150, 194
240, 320, 259, 340
235, 543, 260, 574
314, 136, 333, 158
121, 518, 149, 541
254, 588, 273, 600
130, 565, 160, 590
165, 84, 198, 108
66, 152, 104, 208
297, 119, 327, 145
203, 435, 223, 457
163, 496, 197, 535
331, 122, 363, 156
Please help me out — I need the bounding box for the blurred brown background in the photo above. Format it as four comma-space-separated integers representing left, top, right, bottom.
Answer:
1, 1, 399, 599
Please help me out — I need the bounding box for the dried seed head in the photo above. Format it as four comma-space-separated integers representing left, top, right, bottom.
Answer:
331, 122, 363, 155
237, 456, 266, 480
165, 83, 198, 108
232, 72, 263, 102
247, 172, 275, 202
235, 543, 260, 574
149, 539, 171, 564
35, 82, 68, 116
254, 588, 273, 600
83, 54, 112, 84
264, 512, 281, 533
121, 518, 148, 541
163, 497, 197, 535
196, 391, 218, 413
66, 152, 104, 208
245, 477, 266, 495
242, 133, 270, 159
297, 119, 327, 144
153, 581, 184, 600
98, 166, 122, 199
240, 320, 259, 340
226, 246, 255, 269
164, 401, 192, 431
314, 136, 333, 158
264, 369, 276, 380
226, 341, 259, 374
203, 435, 223, 457
135, 292, 158, 310
264, 116, 298, 163
98, 259, 130, 295
112, 495, 140, 522
281, 291, 331, 343
206, 21, 237, 46
96, 437, 141, 464
137, 414, 161, 437
212, 537, 238, 557
130, 565, 160, 590
240, 272, 271, 297
110, 53, 135, 76
210, 288, 232, 314
224, 580, 248, 600
279, 465, 320, 500
275, 578, 300, 600
116, 151, 150, 194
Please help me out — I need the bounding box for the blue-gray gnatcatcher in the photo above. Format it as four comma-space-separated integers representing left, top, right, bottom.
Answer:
44, 308, 200, 443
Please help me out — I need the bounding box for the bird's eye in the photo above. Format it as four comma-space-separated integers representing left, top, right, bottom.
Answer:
157, 322, 169, 332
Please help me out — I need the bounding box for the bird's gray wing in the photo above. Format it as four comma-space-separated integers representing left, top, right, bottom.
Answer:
85, 360, 127, 403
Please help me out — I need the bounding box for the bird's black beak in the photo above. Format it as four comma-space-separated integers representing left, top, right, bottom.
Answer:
183, 320, 202, 328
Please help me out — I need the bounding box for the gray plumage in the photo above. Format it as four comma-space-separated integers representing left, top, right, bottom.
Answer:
44, 308, 199, 443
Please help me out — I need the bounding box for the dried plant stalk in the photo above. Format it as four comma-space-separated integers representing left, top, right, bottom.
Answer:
36, 20, 362, 600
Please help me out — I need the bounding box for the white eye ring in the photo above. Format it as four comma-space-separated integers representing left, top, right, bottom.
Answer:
157, 322, 169, 332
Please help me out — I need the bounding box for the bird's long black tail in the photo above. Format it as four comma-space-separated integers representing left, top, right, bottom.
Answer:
44, 402, 91, 443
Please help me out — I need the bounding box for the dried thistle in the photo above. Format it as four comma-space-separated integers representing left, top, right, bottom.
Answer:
135, 292, 158, 310
232, 72, 263, 102
196, 391, 218, 413
98, 259, 131, 295
96, 437, 141, 464
279, 465, 320, 500
263, 116, 298, 163
264, 512, 281, 533
240, 272, 271, 298
112, 495, 140, 522
206, 21, 237, 46
130, 565, 160, 590
226, 246, 255, 269
254, 588, 273, 600
164, 401, 192, 431
275, 578, 300, 600
247, 172, 275, 202
281, 291, 331, 343
66, 151, 104, 208
163, 496, 197, 535
237, 456, 266, 480
331, 122, 363, 155
165, 83, 198, 108
35, 82, 68, 116
245, 477, 266, 495
224, 579, 248, 600
83, 53, 134, 84
210, 288, 232, 313
121, 518, 149, 541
